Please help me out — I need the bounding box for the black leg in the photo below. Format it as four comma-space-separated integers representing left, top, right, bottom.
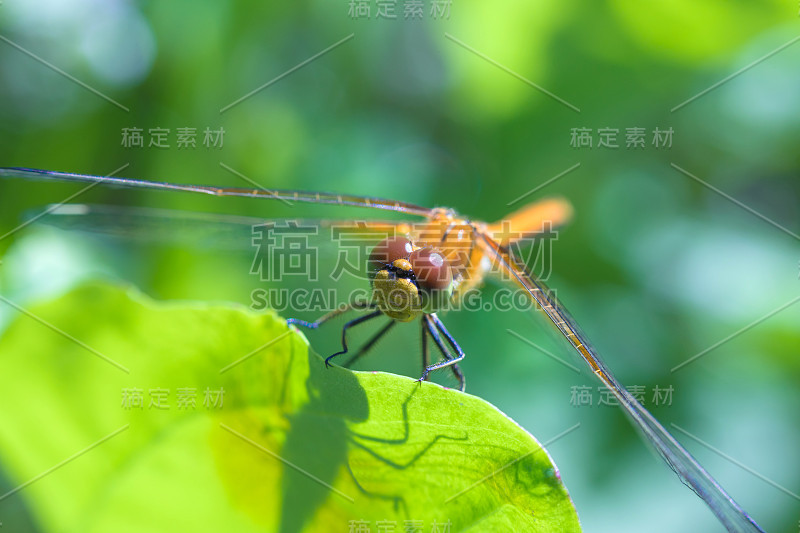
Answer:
423, 315, 451, 360
325, 310, 384, 367
286, 300, 372, 330
343, 319, 396, 368
421, 314, 465, 391
420, 318, 429, 378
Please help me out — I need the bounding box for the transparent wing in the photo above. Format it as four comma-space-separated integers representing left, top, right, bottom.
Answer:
0, 167, 433, 217
476, 229, 765, 533
23, 204, 275, 250
23, 203, 411, 256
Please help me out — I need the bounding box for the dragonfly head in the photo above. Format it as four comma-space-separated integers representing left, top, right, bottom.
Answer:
369, 237, 453, 322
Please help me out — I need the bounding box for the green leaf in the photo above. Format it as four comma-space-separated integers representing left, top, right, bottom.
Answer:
0, 282, 581, 532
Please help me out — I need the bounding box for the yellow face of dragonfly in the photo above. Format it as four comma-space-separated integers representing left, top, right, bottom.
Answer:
369, 237, 454, 322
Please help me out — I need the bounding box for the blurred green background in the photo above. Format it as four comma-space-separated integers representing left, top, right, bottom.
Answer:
1, 0, 799, 531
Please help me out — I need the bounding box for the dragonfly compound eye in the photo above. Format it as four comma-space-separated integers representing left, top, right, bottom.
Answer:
369, 236, 413, 273
408, 248, 452, 292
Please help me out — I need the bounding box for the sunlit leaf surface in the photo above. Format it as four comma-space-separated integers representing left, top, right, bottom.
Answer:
0, 283, 580, 532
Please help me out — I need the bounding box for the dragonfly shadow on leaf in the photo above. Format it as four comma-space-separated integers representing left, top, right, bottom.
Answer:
277, 345, 467, 533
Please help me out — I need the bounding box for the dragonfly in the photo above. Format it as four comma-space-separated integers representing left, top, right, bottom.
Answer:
0, 166, 764, 532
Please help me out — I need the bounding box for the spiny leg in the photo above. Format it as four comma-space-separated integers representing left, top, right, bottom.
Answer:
430, 313, 466, 368
420, 318, 429, 379
434, 319, 466, 391
422, 322, 464, 391
422, 315, 454, 369
286, 300, 373, 330
325, 309, 383, 368
421, 314, 465, 391
343, 319, 396, 368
